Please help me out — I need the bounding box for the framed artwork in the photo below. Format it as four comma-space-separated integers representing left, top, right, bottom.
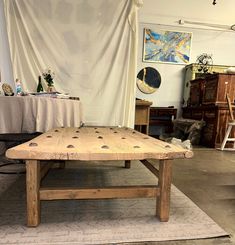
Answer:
143, 28, 192, 64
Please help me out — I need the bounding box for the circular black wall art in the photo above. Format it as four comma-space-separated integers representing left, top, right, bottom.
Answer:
137, 67, 161, 94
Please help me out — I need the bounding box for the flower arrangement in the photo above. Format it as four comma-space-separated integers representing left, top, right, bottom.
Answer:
42, 68, 55, 87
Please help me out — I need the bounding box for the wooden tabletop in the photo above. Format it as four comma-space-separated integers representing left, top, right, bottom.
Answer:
136, 99, 153, 106
6, 127, 193, 161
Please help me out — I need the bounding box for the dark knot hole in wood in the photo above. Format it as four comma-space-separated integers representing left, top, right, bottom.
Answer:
101, 145, 109, 149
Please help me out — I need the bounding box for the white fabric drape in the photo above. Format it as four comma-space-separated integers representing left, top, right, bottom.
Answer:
3, 0, 141, 127
0, 0, 14, 94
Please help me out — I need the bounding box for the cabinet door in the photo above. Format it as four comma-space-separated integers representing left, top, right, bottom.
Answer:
201, 110, 217, 147
189, 79, 205, 106
202, 74, 235, 104
191, 109, 203, 120
201, 122, 215, 147
203, 78, 218, 104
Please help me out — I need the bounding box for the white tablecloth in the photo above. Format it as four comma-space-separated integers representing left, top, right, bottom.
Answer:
0, 96, 83, 134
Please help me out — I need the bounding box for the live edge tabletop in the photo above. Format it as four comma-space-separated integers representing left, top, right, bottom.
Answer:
6, 126, 193, 227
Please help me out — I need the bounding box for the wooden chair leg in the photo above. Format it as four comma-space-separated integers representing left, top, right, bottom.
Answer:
221, 125, 232, 150
124, 160, 131, 168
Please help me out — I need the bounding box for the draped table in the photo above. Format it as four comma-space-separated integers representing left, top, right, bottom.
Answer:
0, 96, 83, 153
0, 96, 83, 134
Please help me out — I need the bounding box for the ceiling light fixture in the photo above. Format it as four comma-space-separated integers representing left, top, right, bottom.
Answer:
212, 0, 216, 5
178, 19, 235, 32
231, 24, 235, 31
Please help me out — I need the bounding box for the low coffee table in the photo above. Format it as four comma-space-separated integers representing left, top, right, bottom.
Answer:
6, 126, 193, 227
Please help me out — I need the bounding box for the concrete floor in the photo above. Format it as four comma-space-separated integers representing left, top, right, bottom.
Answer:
123, 148, 235, 245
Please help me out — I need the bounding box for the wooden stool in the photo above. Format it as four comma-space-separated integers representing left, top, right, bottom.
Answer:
220, 94, 235, 150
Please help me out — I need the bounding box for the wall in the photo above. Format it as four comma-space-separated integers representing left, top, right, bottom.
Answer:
1, 0, 235, 112
136, 0, 235, 112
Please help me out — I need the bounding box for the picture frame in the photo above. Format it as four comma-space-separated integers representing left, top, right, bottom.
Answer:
143, 28, 192, 64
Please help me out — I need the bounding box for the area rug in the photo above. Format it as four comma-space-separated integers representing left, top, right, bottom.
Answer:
0, 160, 228, 244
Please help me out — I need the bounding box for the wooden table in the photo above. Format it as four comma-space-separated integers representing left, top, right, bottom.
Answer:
135, 99, 153, 134
6, 127, 193, 227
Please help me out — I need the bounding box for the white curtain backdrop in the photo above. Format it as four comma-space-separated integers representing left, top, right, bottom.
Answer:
3, 0, 142, 127
0, 0, 14, 95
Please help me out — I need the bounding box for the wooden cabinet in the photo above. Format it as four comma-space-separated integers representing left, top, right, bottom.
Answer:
135, 99, 152, 134
183, 63, 235, 106
188, 73, 235, 106
184, 73, 235, 147
182, 105, 235, 148
189, 78, 205, 106
202, 74, 235, 104
183, 73, 235, 147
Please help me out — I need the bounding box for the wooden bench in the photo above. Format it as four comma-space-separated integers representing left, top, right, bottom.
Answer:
6, 126, 193, 227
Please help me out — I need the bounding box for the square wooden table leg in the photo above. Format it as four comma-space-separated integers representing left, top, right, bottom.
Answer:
26, 160, 40, 227
124, 160, 131, 168
156, 159, 172, 222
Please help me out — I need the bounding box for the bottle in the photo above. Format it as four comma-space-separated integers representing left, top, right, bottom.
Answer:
37, 76, 43, 93
15, 78, 22, 95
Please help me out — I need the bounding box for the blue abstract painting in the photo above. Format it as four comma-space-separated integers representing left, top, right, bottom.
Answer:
143, 28, 192, 64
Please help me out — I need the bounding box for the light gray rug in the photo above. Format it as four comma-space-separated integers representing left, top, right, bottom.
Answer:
0, 160, 228, 244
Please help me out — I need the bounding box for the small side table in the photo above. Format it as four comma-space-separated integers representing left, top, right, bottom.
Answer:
134, 99, 152, 134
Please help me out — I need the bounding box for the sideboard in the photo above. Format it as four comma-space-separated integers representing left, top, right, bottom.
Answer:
183, 63, 235, 106
188, 73, 235, 106
183, 73, 235, 148
182, 104, 235, 148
